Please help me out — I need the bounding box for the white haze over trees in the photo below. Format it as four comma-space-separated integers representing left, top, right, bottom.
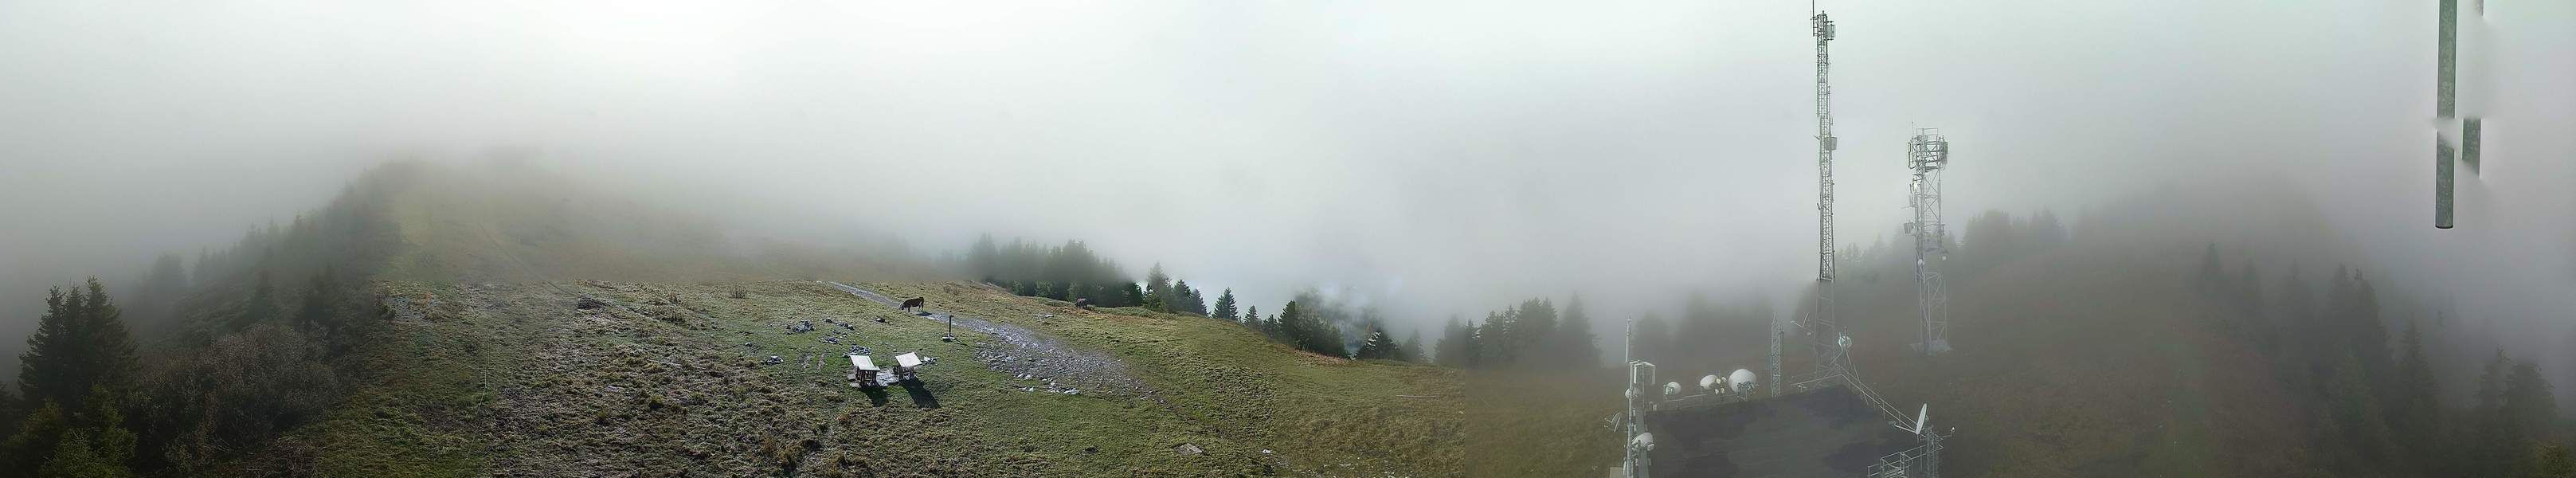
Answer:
2, 1, 2572, 377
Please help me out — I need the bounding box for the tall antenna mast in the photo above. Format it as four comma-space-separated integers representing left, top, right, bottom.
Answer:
1906, 128, 1952, 355
1807, 9, 1846, 378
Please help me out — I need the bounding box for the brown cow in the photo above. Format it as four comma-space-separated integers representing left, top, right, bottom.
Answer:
899, 297, 926, 311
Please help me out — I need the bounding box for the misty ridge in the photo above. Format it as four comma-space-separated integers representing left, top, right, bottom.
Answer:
2, 1, 2573, 477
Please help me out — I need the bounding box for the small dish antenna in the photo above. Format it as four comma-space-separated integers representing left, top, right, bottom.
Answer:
1913, 404, 1929, 434
1631, 433, 1655, 451
1699, 374, 1722, 392
1662, 382, 1681, 396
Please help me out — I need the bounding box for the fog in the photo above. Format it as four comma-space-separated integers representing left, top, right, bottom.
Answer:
2, 0, 2571, 373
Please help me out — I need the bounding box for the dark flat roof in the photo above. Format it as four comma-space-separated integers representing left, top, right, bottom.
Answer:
1643, 384, 1913, 478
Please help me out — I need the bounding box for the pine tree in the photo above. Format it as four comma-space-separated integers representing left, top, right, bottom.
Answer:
2471, 350, 2516, 478
1240, 305, 1259, 329
2393, 320, 2439, 441
1261, 312, 1286, 342
1278, 301, 1307, 349
1435, 316, 1477, 368
35, 393, 136, 478
236, 270, 277, 331
967, 233, 1000, 281
1558, 294, 1600, 368
134, 253, 186, 326
1515, 299, 1557, 365
1400, 329, 1425, 362
1, 402, 66, 473
16, 279, 140, 412
1277, 301, 1344, 357
1353, 326, 1399, 360
1172, 280, 1205, 315
1143, 264, 1172, 312
1478, 309, 1517, 366
1211, 289, 1239, 322
298, 268, 347, 347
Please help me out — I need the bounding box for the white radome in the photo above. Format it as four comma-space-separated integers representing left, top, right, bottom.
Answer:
1728, 369, 1757, 393
1700, 374, 1722, 391
1662, 382, 1681, 396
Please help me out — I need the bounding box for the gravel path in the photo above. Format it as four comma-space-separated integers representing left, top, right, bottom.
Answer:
822, 281, 1155, 398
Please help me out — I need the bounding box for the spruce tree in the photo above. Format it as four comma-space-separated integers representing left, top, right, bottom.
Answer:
1353, 326, 1397, 360
16, 279, 139, 411
2393, 320, 2439, 440
1514, 299, 1558, 366
35, 394, 136, 478
1173, 280, 1204, 315
1435, 316, 1476, 368
1144, 264, 1172, 312
237, 270, 276, 331
1401, 329, 1425, 362
298, 268, 346, 347
1211, 289, 1239, 321
1558, 294, 1600, 367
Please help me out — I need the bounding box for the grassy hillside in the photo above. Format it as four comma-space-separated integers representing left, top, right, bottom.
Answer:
131, 163, 1462, 476
248, 280, 1458, 476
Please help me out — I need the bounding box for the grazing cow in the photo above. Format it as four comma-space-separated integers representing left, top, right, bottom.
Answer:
899, 297, 926, 311
1074, 297, 1094, 309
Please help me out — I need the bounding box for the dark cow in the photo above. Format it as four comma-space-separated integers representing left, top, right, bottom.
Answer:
1073, 297, 1094, 309
899, 297, 926, 311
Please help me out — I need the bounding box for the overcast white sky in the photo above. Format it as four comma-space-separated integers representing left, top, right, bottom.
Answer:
2, 1, 2570, 356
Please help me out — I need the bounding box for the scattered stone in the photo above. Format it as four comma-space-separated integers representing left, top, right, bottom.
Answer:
1084, 446, 1099, 454
577, 297, 610, 309
764, 355, 785, 365
1173, 444, 1202, 456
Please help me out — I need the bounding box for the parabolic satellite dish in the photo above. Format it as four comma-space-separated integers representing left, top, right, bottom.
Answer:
1699, 374, 1722, 391
1728, 369, 1756, 393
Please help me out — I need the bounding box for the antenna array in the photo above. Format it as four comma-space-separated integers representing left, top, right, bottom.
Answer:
1906, 129, 1952, 355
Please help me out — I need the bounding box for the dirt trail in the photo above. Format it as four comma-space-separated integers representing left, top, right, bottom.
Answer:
822, 281, 1154, 398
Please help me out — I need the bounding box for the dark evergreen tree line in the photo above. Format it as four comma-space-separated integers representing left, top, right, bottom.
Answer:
965, 235, 1141, 308
2196, 243, 2569, 477
4, 163, 412, 476
1432, 294, 1599, 370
